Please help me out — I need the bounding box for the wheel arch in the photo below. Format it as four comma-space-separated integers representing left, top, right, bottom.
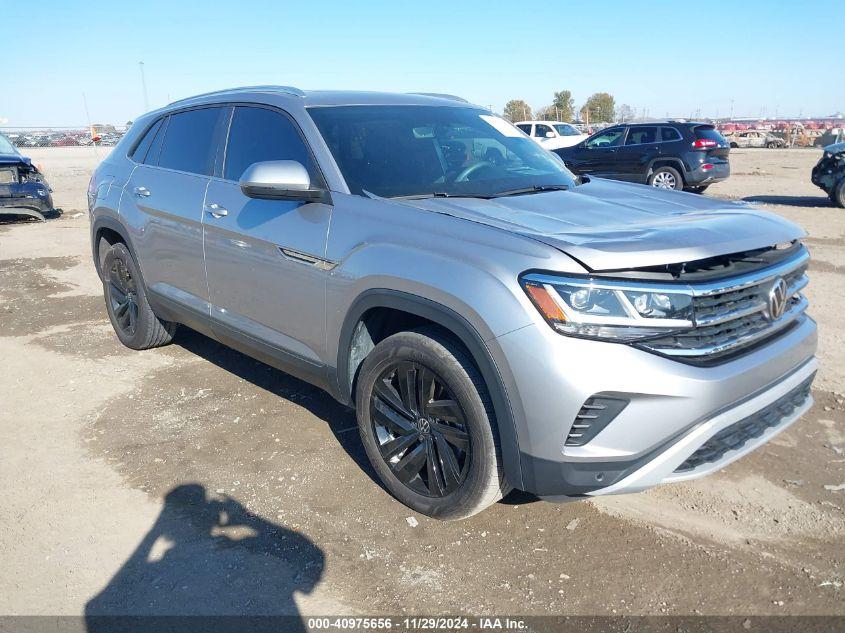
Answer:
647, 157, 687, 177
91, 215, 136, 280
336, 289, 524, 489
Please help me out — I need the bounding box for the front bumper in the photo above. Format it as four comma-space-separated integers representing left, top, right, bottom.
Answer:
0, 182, 55, 219
490, 314, 817, 497
811, 163, 843, 195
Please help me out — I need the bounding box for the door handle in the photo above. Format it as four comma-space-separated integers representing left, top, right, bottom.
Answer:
204, 203, 228, 219
133, 186, 151, 198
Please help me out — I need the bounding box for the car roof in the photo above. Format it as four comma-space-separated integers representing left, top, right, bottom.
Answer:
622, 121, 711, 128
163, 86, 477, 110
515, 120, 574, 125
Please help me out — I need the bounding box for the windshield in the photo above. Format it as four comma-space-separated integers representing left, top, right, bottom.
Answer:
0, 133, 19, 155
554, 124, 580, 136
308, 106, 578, 198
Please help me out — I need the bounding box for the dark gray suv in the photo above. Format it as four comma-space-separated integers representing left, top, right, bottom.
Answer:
554, 122, 731, 193
89, 87, 816, 519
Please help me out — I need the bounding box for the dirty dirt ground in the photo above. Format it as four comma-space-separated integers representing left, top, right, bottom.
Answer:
0, 147, 843, 618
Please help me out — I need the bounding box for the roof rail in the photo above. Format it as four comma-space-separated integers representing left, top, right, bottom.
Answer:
408, 92, 469, 104
168, 85, 305, 106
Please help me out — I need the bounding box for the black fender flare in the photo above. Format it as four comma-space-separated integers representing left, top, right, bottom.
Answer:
336, 289, 524, 489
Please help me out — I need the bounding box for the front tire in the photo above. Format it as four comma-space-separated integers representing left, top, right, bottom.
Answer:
355, 329, 507, 520
102, 242, 178, 350
833, 180, 845, 209
648, 166, 683, 190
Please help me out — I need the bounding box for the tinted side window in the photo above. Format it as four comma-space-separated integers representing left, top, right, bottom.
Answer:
587, 128, 625, 148
516, 124, 532, 135
131, 119, 163, 162
223, 106, 315, 181
625, 127, 657, 145
145, 117, 168, 166
157, 107, 223, 175
660, 127, 682, 142
534, 124, 553, 137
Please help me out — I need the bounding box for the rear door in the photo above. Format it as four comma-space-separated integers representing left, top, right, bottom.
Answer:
203, 104, 332, 372
123, 106, 226, 318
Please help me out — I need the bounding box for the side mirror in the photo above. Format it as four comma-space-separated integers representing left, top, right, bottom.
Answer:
239, 160, 331, 204
545, 131, 555, 138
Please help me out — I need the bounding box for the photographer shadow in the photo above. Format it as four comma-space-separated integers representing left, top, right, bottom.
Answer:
85, 484, 323, 632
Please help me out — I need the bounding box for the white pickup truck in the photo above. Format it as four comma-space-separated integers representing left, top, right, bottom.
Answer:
515, 120, 588, 150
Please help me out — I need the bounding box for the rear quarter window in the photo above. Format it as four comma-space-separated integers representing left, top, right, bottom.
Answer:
130, 119, 163, 163
659, 127, 682, 142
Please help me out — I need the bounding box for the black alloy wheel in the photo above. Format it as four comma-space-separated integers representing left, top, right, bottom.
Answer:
369, 361, 471, 498
107, 258, 139, 337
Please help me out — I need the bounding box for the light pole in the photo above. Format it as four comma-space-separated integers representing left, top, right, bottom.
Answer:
139, 61, 149, 112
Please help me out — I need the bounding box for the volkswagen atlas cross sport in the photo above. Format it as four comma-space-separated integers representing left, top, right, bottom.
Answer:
88, 87, 817, 520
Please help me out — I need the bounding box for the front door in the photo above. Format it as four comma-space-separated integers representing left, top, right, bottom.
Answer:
579, 126, 626, 176
203, 105, 332, 372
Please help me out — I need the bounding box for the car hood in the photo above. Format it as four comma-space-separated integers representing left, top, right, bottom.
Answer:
401, 178, 806, 271
0, 152, 29, 166
823, 141, 845, 155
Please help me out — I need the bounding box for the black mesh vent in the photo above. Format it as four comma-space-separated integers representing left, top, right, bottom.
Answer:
675, 373, 815, 472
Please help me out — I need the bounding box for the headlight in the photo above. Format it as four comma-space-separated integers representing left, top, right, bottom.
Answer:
521, 273, 693, 341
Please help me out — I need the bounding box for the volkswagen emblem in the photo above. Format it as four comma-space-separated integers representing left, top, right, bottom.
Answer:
767, 277, 789, 321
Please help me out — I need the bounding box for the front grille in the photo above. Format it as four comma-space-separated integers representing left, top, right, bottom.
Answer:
674, 373, 814, 472
641, 249, 809, 361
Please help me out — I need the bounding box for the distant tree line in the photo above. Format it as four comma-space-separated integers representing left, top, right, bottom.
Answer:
503, 91, 621, 124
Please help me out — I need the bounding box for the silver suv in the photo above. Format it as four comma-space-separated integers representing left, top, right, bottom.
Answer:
89, 87, 817, 519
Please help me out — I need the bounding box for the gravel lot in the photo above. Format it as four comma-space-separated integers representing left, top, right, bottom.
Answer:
1, 147, 843, 618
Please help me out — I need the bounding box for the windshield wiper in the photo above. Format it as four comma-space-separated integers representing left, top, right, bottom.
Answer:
493, 184, 570, 197
391, 191, 494, 200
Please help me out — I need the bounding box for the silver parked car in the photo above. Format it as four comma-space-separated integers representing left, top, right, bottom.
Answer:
89, 87, 817, 519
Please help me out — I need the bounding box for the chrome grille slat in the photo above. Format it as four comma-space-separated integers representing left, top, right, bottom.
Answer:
642, 249, 809, 361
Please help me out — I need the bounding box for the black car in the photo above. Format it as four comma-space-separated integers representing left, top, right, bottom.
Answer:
811, 142, 845, 208
0, 132, 56, 220
554, 122, 730, 193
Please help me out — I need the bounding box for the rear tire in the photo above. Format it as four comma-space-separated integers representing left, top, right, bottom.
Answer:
355, 328, 507, 520
102, 242, 178, 350
648, 166, 683, 190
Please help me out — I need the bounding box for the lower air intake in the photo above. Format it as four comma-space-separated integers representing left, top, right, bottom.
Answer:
565, 396, 629, 447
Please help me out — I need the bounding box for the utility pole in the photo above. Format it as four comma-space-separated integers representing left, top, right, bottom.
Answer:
139, 61, 149, 112
729, 98, 735, 121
